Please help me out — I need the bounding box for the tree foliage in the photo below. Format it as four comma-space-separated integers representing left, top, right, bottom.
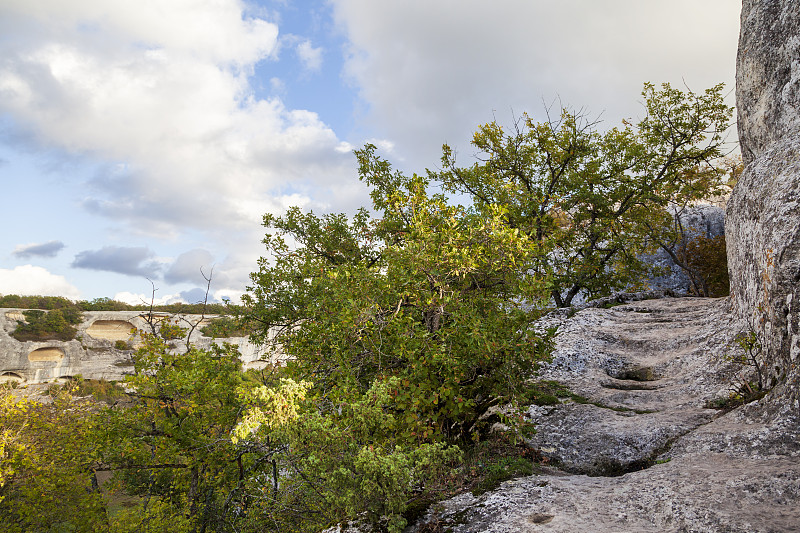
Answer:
244, 165, 552, 445
11, 308, 83, 341
435, 82, 732, 306
0, 82, 734, 532
0, 389, 107, 532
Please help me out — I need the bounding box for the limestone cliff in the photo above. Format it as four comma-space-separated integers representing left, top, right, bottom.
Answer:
727, 0, 800, 409
0, 309, 273, 384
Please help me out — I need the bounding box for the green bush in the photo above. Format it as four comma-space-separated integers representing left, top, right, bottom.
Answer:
157, 320, 187, 340
12, 308, 82, 342
114, 340, 131, 351
680, 233, 730, 297
200, 316, 249, 338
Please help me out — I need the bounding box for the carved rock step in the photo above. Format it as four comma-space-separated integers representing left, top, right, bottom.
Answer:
525, 297, 739, 475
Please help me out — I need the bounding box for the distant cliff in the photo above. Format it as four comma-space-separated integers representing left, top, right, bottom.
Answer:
0, 309, 274, 384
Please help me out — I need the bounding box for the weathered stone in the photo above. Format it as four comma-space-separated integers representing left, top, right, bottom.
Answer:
727, 0, 800, 409
525, 298, 739, 477
736, 0, 800, 164
0, 309, 274, 383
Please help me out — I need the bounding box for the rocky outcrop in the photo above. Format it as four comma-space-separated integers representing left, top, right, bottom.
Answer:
727, 0, 800, 408
526, 297, 738, 476
0, 309, 273, 384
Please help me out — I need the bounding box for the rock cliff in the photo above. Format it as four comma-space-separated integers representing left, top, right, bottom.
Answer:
0, 309, 273, 384
727, 0, 800, 409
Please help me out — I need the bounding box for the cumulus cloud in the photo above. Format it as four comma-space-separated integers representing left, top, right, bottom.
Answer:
331, 0, 740, 166
72, 245, 161, 277
296, 40, 323, 72
0, 0, 362, 237
0, 265, 81, 299
113, 290, 182, 307
164, 248, 215, 285
179, 287, 217, 304
13, 240, 65, 258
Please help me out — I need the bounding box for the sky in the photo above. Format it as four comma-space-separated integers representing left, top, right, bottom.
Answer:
0, 0, 742, 305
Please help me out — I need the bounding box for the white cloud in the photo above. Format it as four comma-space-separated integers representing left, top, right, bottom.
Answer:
296, 40, 323, 72
331, 0, 740, 166
0, 265, 81, 299
0, 0, 362, 236
113, 290, 183, 307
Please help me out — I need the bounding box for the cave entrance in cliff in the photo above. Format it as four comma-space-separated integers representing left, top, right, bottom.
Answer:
28, 347, 65, 362
0, 372, 25, 383
86, 320, 135, 342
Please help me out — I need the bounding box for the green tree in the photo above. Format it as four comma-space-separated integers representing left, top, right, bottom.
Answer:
99, 334, 262, 533
433, 82, 732, 306
245, 170, 552, 445
0, 389, 109, 532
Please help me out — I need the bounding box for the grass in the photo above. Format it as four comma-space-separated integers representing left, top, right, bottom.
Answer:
521, 379, 656, 414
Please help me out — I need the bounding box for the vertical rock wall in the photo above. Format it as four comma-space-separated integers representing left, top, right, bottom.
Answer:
727, 0, 800, 408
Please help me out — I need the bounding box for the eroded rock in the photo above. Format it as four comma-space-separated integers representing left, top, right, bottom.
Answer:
728, 0, 800, 410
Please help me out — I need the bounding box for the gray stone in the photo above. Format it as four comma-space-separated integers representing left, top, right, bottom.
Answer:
727, 0, 800, 408
0, 309, 274, 384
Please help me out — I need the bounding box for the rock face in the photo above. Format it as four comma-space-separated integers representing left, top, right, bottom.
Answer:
525, 298, 737, 476
0, 309, 273, 384
727, 0, 800, 407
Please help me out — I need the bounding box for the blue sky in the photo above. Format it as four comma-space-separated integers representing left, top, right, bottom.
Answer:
0, 0, 741, 305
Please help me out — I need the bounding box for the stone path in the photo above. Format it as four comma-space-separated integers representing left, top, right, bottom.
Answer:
410, 297, 800, 532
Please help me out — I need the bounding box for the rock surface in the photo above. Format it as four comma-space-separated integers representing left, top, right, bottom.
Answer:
727, 0, 800, 407
0, 309, 272, 383
526, 297, 737, 476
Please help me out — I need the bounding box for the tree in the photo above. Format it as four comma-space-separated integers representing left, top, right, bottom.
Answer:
434, 82, 733, 306
0, 388, 109, 532
244, 169, 552, 446
99, 334, 262, 533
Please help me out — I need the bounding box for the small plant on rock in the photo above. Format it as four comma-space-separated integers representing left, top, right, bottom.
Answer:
711, 329, 768, 410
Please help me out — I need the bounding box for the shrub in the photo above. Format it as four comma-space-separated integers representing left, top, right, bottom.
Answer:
679, 233, 730, 297
12, 308, 82, 342
114, 340, 131, 351
157, 320, 187, 340
200, 316, 249, 338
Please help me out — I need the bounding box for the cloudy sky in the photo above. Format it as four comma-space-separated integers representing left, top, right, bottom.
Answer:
0, 0, 741, 305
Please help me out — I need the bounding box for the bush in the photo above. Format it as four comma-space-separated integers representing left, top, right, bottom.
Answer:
114, 340, 131, 351
680, 233, 730, 297
200, 316, 249, 338
157, 320, 187, 340
12, 308, 82, 342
